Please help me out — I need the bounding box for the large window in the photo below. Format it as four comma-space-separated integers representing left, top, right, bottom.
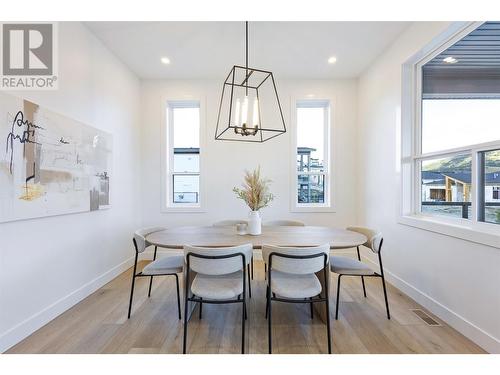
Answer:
405, 22, 500, 229
165, 100, 201, 208
294, 100, 331, 208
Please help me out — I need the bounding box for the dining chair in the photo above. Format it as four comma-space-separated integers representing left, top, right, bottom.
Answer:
331, 226, 390, 320
213, 219, 255, 286
261, 220, 306, 279
262, 244, 332, 354
263, 219, 305, 226
127, 227, 183, 319
182, 244, 253, 354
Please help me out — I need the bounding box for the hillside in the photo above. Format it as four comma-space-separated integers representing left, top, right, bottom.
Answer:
424, 150, 500, 173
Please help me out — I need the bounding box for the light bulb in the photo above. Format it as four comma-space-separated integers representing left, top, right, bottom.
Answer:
241, 96, 249, 125
234, 98, 241, 126
252, 97, 259, 127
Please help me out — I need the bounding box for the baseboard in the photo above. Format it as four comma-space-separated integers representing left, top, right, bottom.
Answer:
0, 256, 135, 353
362, 255, 500, 354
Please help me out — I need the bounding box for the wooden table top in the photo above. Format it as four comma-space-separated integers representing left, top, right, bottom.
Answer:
146, 225, 366, 249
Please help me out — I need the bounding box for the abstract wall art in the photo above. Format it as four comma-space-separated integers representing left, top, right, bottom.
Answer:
0, 92, 112, 223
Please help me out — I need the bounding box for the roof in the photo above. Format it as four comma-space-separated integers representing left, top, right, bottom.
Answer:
174, 147, 199, 154
297, 147, 316, 154
422, 171, 500, 185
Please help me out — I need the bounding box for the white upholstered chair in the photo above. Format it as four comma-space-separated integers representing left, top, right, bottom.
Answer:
261, 220, 306, 279
183, 244, 253, 354
127, 227, 183, 319
331, 226, 390, 320
262, 244, 332, 354
263, 219, 305, 226
213, 219, 255, 286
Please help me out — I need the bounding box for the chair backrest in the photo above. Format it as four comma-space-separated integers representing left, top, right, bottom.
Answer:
347, 226, 383, 253
133, 227, 166, 253
261, 244, 330, 275
184, 244, 253, 275
263, 220, 305, 227
212, 219, 248, 227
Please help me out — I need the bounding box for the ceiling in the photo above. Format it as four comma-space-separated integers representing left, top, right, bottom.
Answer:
84, 21, 410, 80
426, 22, 500, 69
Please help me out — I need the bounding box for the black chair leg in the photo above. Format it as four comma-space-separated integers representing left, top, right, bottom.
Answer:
378, 253, 391, 320
264, 264, 267, 280
325, 296, 332, 354
268, 289, 272, 353
381, 275, 391, 319
251, 257, 254, 280
182, 286, 189, 354
175, 274, 181, 320
199, 297, 202, 319
127, 275, 136, 319
242, 297, 246, 354
147, 276, 154, 297
310, 297, 314, 319
361, 276, 367, 298
265, 287, 269, 319
335, 275, 342, 320
247, 264, 252, 298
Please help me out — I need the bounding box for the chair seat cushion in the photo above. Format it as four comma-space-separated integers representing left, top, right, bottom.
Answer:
270, 271, 322, 299
330, 256, 374, 275
191, 271, 244, 300
142, 255, 184, 275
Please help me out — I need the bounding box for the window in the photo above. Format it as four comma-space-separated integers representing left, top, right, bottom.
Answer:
478, 149, 500, 224
402, 22, 500, 234
293, 100, 332, 209
165, 100, 201, 209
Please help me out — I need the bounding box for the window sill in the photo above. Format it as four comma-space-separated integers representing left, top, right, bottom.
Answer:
398, 214, 500, 249
161, 206, 206, 213
291, 205, 336, 213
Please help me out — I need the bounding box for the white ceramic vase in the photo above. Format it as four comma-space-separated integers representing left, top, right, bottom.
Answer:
248, 210, 262, 235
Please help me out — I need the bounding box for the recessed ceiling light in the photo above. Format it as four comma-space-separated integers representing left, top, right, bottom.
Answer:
328, 56, 337, 64
161, 57, 171, 65
443, 56, 458, 64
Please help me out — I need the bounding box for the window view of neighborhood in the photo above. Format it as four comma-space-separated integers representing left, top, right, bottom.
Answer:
421, 151, 500, 223
170, 104, 200, 204
296, 103, 328, 204
173, 148, 199, 203
297, 147, 325, 203
420, 96, 500, 224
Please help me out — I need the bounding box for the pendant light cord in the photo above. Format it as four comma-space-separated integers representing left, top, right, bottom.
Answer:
245, 21, 248, 95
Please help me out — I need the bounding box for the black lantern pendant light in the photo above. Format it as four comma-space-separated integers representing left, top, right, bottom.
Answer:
215, 22, 286, 142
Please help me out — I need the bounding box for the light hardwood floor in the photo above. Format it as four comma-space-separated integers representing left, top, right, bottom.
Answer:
7, 260, 485, 354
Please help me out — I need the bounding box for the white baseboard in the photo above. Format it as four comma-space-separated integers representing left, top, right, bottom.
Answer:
362, 255, 500, 354
0, 256, 135, 353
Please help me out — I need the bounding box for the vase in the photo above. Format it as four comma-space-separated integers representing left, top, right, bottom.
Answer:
248, 210, 262, 235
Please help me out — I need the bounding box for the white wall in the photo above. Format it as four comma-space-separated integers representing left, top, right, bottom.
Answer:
357, 22, 500, 353
140, 79, 358, 228
0, 22, 141, 352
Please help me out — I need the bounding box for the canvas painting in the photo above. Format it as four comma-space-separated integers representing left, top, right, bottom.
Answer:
0, 92, 112, 223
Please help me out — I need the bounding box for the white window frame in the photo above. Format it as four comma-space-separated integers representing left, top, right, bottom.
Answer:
400, 21, 500, 248
290, 98, 335, 212
161, 98, 206, 213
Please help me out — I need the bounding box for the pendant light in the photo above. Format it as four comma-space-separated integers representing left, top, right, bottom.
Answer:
215, 21, 286, 142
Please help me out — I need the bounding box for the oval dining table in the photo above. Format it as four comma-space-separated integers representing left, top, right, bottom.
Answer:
146, 225, 367, 322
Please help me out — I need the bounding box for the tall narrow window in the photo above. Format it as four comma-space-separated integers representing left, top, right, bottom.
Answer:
166, 101, 200, 207
295, 100, 331, 208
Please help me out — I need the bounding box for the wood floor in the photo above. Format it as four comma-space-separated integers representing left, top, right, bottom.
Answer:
7, 260, 485, 354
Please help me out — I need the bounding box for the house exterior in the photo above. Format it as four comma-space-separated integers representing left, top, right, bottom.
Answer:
297, 147, 325, 203
422, 171, 500, 203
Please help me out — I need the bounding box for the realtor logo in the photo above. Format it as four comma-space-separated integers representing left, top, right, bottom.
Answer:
1, 22, 58, 90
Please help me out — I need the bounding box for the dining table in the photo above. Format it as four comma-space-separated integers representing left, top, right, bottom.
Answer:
146, 225, 367, 322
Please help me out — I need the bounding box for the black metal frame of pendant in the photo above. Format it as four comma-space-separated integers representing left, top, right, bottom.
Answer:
215, 22, 286, 143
